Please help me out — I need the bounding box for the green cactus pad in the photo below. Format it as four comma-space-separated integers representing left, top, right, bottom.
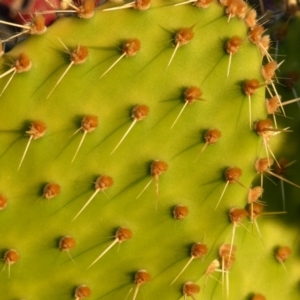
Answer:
0, 1, 299, 300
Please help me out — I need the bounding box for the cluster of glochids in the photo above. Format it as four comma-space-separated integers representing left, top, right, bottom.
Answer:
0, 0, 299, 124
0, 163, 295, 299
1, 242, 289, 300
169, 170, 294, 299
0, 0, 298, 120
1, 236, 149, 300
3, 104, 149, 172
6, 115, 299, 218
0, 236, 150, 300
0, 0, 285, 91
1, 58, 299, 178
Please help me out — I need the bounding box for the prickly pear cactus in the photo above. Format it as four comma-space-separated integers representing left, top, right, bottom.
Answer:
0, 1, 300, 300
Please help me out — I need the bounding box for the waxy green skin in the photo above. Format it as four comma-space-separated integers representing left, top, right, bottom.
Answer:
0, 1, 300, 299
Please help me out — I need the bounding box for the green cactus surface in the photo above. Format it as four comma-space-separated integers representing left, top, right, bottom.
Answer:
0, 1, 300, 300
